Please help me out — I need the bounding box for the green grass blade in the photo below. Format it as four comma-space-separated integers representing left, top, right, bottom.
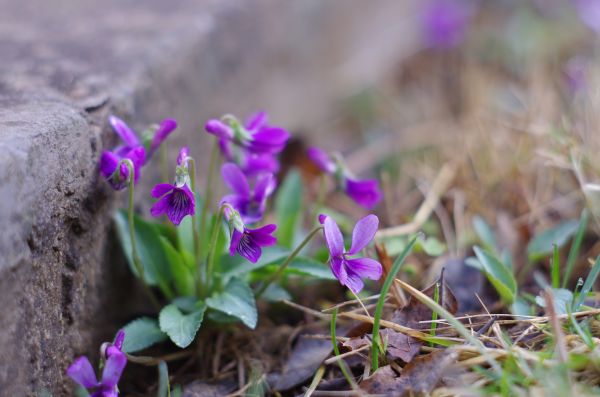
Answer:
573, 255, 600, 311
371, 235, 418, 371
330, 308, 356, 388
552, 244, 560, 289
562, 209, 589, 288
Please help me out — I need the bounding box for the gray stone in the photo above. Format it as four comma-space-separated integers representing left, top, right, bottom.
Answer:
0, 0, 416, 394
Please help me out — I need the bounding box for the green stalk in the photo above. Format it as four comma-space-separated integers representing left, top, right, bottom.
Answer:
123, 160, 160, 309
429, 282, 440, 346
255, 226, 322, 298
371, 235, 418, 371
551, 244, 560, 289
187, 158, 202, 295
205, 205, 225, 295
200, 141, 219, 255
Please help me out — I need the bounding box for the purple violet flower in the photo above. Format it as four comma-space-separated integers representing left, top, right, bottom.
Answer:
319, 214, 382, 294
220, 163, 276, 223
229, 223, 277, 263
150, 147, 195, 226
67, 330, 127, 397
421, 0, 473, 49
99, 116, 176, 191
205, 112, 290, 160
307, 147, 382, 209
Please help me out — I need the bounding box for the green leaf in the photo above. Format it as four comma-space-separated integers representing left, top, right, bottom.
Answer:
220, 245, 290, 281
275, 169, 303, 248
261, 283, 291, 302
159, 303, 206, 348
527, 220, 579, 261
176, 216, 195, 255
206, 278, 257, 328
472, 246, 517, 304
114, 210, 172, 290
160, 237, 195, 296
121, 317, 168, 353
473, 215, 497, 252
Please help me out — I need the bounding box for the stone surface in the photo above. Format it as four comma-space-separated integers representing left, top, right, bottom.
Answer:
0, 0, 417, 394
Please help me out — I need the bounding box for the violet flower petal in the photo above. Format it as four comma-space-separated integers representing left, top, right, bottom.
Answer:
109, 115, 140, 147
330, 256, 348, 286
253, 173, 276, 203
236, 234, 262, 263
575, 0, 600, 33
245, 111, 268, 130
100, 347, 127, 389
99, 151, 119, 179
344, 270, 365, 294
113, 329, 125, 350
151, 183, 175, 198
205, 119, 234, 140
345, 178, 382, 209
323, 216, 344, 257
67, 356, 98, 389
150, 119, 177, 155
247, 224, 277, 246
150, 195, 171, 218
345, 257, 383, 281
242, 153, 280, 176
307, 147, 336, 174
247, 127, 290, 153
348, 214, 379, 255
177, 146, 189, 166
229, 228, 243, 257
221, 163, 250, 197
165, 185, 195, 226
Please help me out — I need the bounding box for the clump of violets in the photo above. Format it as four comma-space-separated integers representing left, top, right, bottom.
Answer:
100, 116, 176, 190
319, 214, 382, 293
421, 0, 473, 50
307, 147, 382, 209
224, 206, 277, 263
150, 147, 196, 226
205, 112, 290, 177
67, 330, 127, 397
220, 162, 276, 223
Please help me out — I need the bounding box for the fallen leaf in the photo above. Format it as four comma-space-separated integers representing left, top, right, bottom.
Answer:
271, 332, 333, 391
380, 328, 421, 363
360, 350, 458, 395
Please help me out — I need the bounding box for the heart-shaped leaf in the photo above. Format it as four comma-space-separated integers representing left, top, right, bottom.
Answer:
206, 278, 257, 328
121, 317, 168, 353
159, 303, 206, 348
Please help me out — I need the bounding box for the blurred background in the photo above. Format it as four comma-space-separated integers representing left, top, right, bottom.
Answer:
2, 0, 600, 394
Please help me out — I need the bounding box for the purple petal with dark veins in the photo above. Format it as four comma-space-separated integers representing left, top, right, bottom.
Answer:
165, 185, 195, 226
343, 270, 365, 294
151, 183, 175, 198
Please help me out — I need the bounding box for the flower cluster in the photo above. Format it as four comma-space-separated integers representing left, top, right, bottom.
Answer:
307, 147, 382, 209
100, 116, 176, 190
205, 112, 289, 177
67, 330, 127, 397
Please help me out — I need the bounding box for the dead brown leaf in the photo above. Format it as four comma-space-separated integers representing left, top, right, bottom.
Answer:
360, 350, 458, 396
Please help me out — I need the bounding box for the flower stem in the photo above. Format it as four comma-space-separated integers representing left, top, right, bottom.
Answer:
200, 141, 219, 255
255, 226, 323, 298
159, 142, 169, 183
205, 205, 225, 295
187, 158, 202, 295
123, 160, 160, 310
